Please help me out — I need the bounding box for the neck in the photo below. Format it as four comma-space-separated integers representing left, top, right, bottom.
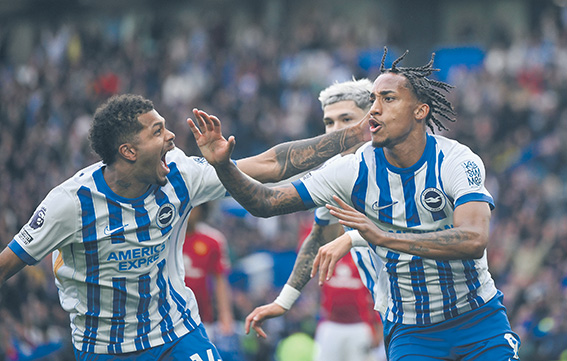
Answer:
383, 133, 428, 168
104, 164, 149, 199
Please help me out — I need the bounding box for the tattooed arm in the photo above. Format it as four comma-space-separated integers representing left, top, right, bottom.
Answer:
286, 223, 344, 289
188, 109, 314, 216
327, 196, 490, 260
188, 109, 367, 183
244, 222, 344, 337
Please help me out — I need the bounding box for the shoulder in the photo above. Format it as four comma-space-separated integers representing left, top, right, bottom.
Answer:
433, 134, 478, 158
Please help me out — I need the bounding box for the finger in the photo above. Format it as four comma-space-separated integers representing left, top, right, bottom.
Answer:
326, 256, 338, 281
227, 135, 236, 154
318, 252, 331, 285
332, 195, 355, 211
209, 114, 222, 132
252, 320, 267, 338
311, 251, 321, 279
244, 312, 255, 334
199, 110, 215, 132
193, 108, 206, 130
186, 118, 202, 138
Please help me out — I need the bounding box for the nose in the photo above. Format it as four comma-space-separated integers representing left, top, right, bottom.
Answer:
370, 99, 381, 116
166, 128, 175, 142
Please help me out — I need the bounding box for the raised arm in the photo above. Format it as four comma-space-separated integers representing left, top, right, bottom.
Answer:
187, 109, 310, 217
188, 109, 368, 183
244, 222, 343, 337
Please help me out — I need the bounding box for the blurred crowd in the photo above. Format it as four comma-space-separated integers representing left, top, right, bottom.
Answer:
1, 1, 567, 360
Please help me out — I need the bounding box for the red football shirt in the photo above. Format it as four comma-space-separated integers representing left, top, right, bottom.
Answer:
182, 223, 230, 323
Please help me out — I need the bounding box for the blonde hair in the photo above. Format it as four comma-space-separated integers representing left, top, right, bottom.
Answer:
318, 78, 373, 111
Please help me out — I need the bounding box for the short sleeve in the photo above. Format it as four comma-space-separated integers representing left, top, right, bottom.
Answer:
441, 148, 494, 209
9, 187, 79, 265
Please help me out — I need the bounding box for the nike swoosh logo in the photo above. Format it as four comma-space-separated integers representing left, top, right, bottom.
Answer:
104, 224, 129, 236
372, 201, 398, 211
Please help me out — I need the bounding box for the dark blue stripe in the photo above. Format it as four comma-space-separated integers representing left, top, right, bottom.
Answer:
385, 251, 403, 323
132, 200, 151, 242
455, 193, 495, 210
437, 150, 445, 193
351, 153, 369, 214
400, 172, 420, 227
167, 163, 190, 215
156, 259, 177, 343
353, 250, 376, 301
436, 261, 459, 319
7, 239, 38, 265
409, 257, 430, 324
135, 274, 152, 351
291, 180, 316, 209
154, 189, 173, 235
77, 186, 100, 353
108, 277, 127, 354
463, 259, 484, 310
425, 147, 447, 222
375, 150, 393, 223
107, 199, 125, 244
168, 280, 198, 330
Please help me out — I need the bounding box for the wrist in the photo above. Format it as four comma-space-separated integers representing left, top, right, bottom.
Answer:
347, 230, 368, 247
274, 284, 301, 310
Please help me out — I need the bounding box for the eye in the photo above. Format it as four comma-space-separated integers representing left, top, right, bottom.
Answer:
384, 96, 394, 102
343, 118, 353, 123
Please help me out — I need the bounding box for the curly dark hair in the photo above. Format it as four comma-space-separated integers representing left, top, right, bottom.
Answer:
380, 47, 456, 132
89, 94, 154, 165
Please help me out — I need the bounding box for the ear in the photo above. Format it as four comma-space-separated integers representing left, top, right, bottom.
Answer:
414, 103, 430, 120
118, 143, 137, 162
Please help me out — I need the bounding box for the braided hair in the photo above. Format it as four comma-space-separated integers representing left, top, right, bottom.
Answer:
380, 47, 456, 132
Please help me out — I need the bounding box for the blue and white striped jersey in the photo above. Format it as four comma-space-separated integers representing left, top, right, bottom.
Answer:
294, 134, 498, 325
9, 148, 227, 354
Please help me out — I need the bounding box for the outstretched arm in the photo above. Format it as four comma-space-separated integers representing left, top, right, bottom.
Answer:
188, 109, 368, 183
244, 222, 343, 337
0, 247, 26, 287
188, 109, 308, 217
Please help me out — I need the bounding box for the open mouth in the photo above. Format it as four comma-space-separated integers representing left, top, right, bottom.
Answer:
369, 117, 381, 132
161, 153, 169, 171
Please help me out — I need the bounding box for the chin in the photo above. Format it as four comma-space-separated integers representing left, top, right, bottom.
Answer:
157, 177, 169, 187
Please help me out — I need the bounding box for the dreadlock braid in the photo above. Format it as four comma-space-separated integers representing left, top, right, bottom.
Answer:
379, 47, 456, 132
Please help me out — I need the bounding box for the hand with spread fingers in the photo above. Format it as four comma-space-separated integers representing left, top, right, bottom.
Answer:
187, 108, 235, 167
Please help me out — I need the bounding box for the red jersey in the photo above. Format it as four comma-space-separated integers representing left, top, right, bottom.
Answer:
320, 253, 378, 325
182, 223, 230, 323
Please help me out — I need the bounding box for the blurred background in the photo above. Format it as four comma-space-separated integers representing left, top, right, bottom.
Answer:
1, 0, 567, 360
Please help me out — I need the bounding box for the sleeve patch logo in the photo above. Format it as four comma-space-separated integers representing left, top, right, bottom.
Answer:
193, 157, 208, 165
29, 206, 47, 229
462, 160, 482, 187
